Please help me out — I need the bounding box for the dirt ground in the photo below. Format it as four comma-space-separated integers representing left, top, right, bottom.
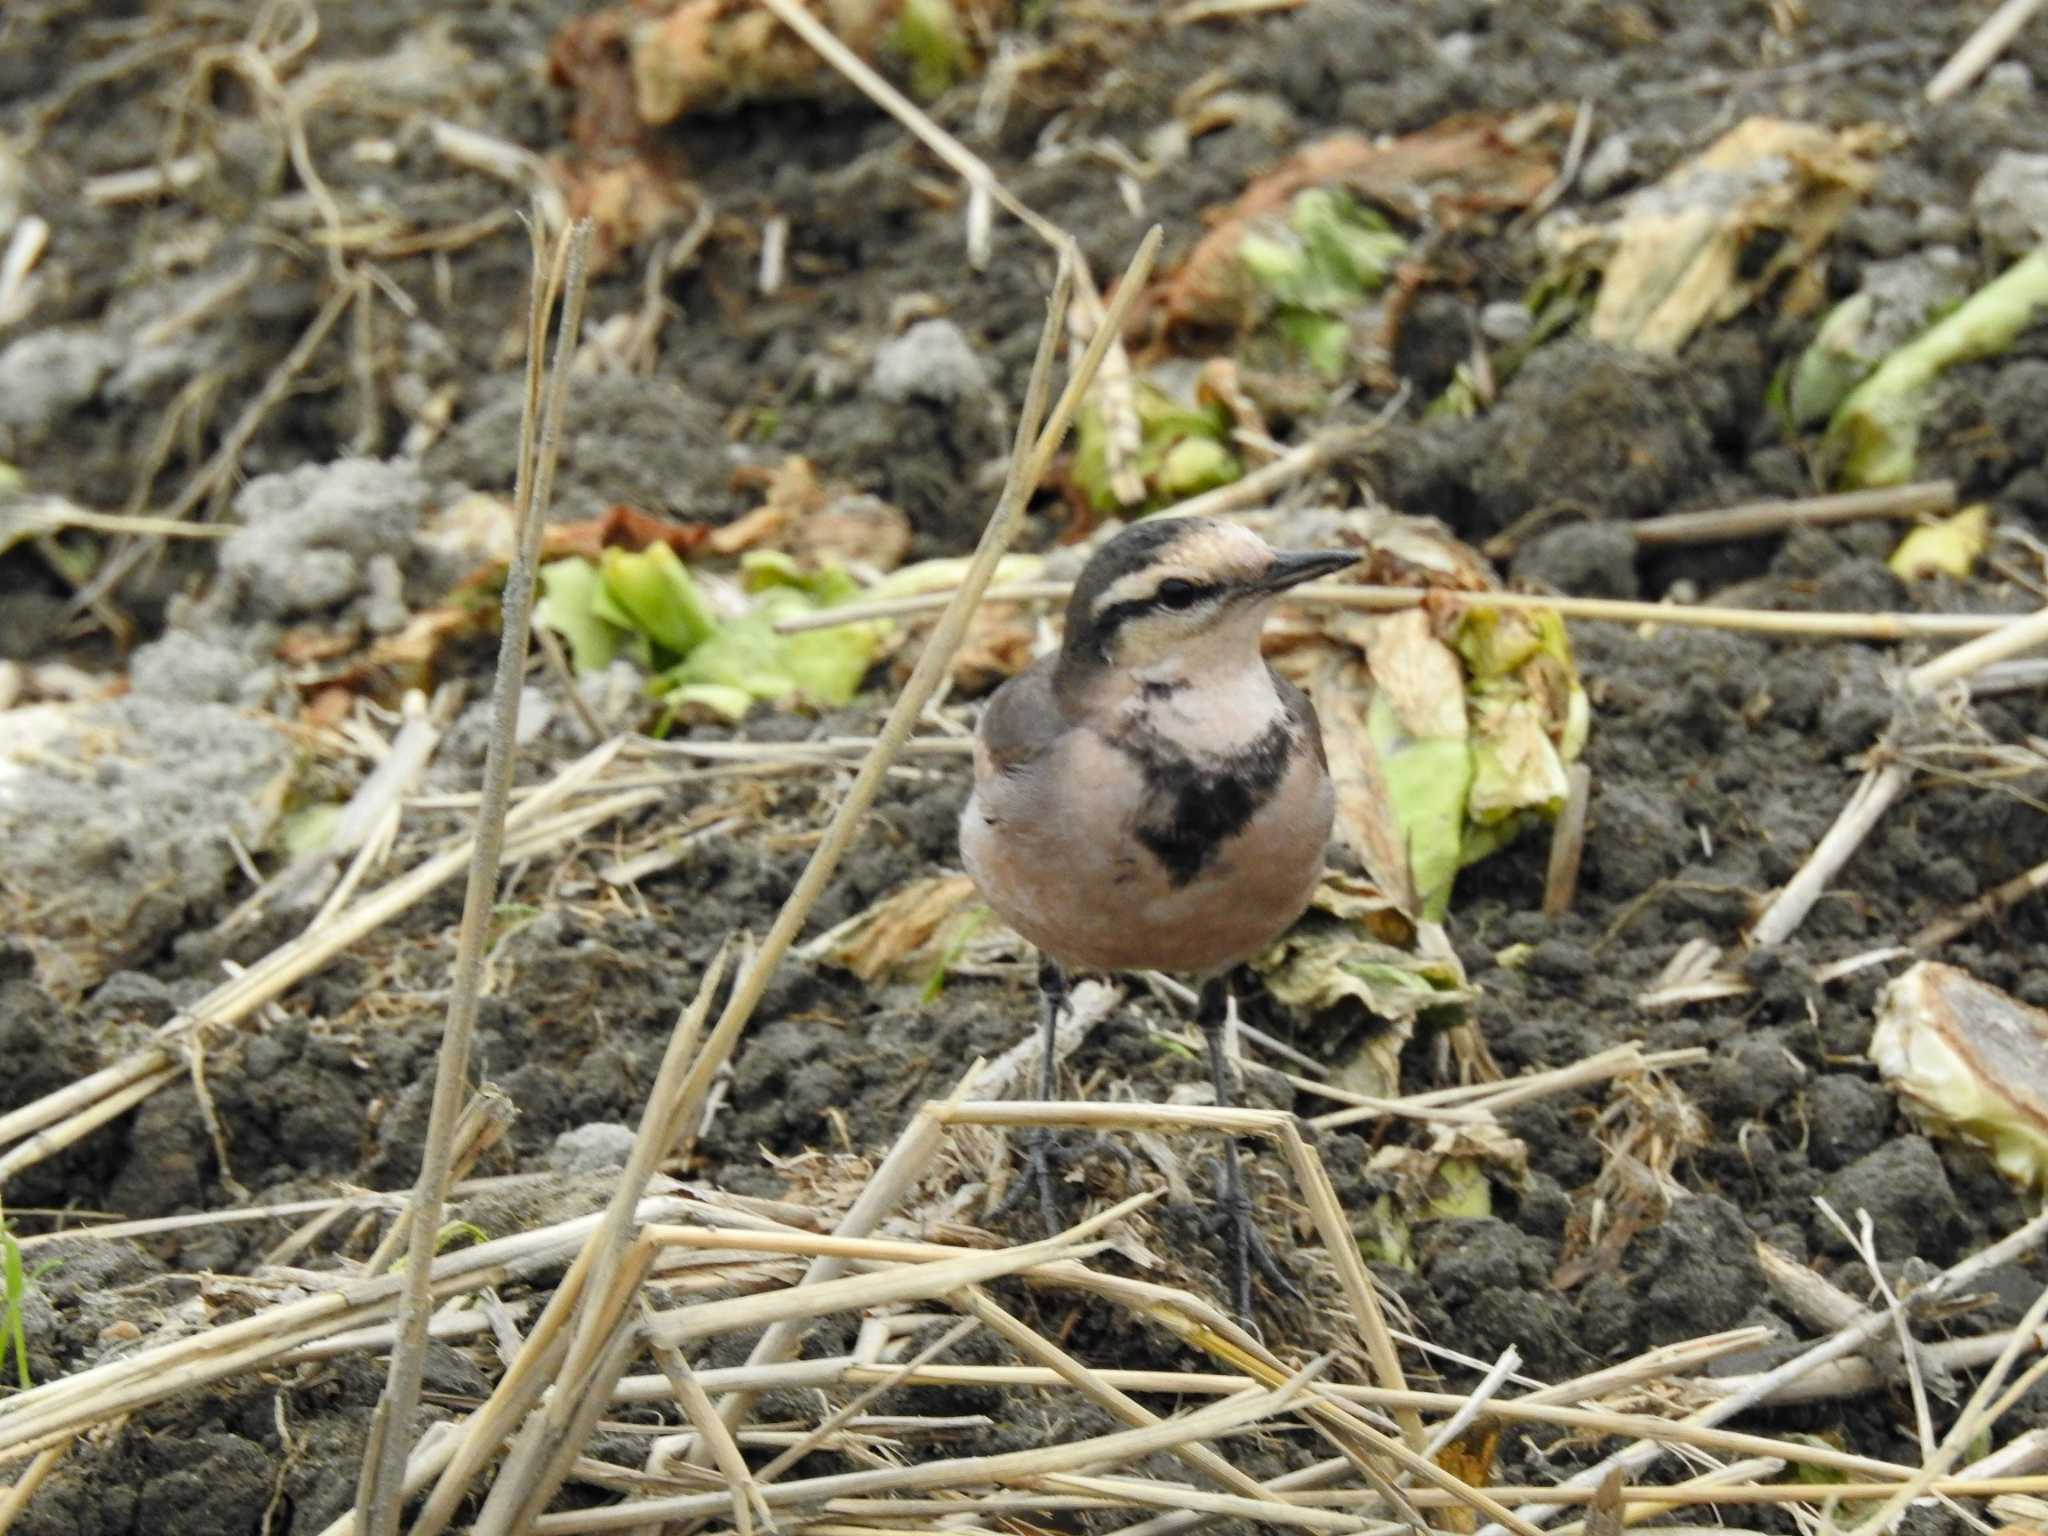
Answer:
4, 0, 2048, 1531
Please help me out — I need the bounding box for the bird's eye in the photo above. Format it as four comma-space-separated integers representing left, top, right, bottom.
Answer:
1155, 578, 1201, 610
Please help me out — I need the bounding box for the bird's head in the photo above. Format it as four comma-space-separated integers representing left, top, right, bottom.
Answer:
1059, 516, 1357, 684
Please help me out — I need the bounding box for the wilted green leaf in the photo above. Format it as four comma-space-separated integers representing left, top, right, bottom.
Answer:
1074, 380, 1239, 513
280, 802, 344, 859
1357, 1194, 1415, 1271
601, 543, 717, 657
1889, 503, 1990, 580
1274, 311, 1355, 381
1467, 692, 1571, 825
1371, 699, 1472, 923
1787, 291, 1877, 427
1871, 961, 2048, 1190
536, 557, 620, 674
892, 0, 971, 99
1292, 187, 1404, 291
657, 577, 882, 712
1156, 437, 1240, 500
1827, 245, 2048, 488
661, 682, 755, 723
1238, 187, 1406, 380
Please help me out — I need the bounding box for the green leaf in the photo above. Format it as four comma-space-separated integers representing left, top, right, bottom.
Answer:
892, 0, 971, 99
1274, 310, 1354, 381
536, 557, 621, 675
660, 682, 756, 723
280, 802, 344, 859
1787, 291, 1877, 427
1828, 245, 2048, 488
600, 544, 717, 659
1369, 692, 1474, 923
1155, 437, 1241, 500
656, 580, 882, 713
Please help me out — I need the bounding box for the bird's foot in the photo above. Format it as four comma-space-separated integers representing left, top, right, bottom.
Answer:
993, 1128, 1137, 1237
1206, 1149, 1302, 1321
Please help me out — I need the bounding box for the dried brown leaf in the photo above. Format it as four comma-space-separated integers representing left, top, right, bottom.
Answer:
1154, 106, 1568, 337
1565, 117, 1894, 353
808, 873, 982, 983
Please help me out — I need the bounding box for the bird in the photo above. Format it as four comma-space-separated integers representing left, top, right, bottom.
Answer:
959, 513, 1357, 1313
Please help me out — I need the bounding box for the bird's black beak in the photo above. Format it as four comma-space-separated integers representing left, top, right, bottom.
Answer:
1254, 548, 1360, 593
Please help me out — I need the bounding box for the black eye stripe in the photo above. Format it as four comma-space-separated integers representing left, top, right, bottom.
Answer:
1082, 580, 1225, 657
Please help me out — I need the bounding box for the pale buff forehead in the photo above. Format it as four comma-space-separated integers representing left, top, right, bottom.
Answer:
1094, 519, 1271, 609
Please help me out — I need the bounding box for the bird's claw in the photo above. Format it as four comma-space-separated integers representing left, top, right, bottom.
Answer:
993, 1128, 1137, 1236
1206, 1149, 1302, 1320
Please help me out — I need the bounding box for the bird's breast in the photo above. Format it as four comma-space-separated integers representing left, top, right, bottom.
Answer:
960, 717, 1333, 976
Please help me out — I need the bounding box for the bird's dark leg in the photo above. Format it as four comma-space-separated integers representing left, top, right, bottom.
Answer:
993, 958, 1069, 1232
1026, 956, 1068, 1231
1198, 976, 1297, 1318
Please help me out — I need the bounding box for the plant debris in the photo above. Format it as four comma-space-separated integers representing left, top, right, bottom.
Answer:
1782, 249, 1974, 429
551, 0, 1012, 148
1072, 372, 1242, 513
1270, 514, 1589, 922
1253, 872, 1472, 1098
536, 543, 886, 721
1153, 106, 1567, 353
1889, 503, 1991, 581
1824, 245, 2048, 488
802, 873, 988, 990
1869, 961, 2048, 1190
1358, 1120, 1528, 1270
1550, 117, 1891, 354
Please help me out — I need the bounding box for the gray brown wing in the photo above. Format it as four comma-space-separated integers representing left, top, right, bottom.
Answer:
1271, 666, 1326, 769
975, 654, 1072, 777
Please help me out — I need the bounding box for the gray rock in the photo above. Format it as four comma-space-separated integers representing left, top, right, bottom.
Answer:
0, 697, 294, 995
218, 458, 431, 619
1979, 61, 2034, 107
550, 1121, 637, 1175
1915, 203, 1970, 246
870, 319, 989, 407
0, 327, 119, 439
128, 630, 253, 705
1435, 30, 1478, 69
441, 685, 554, 769
1479, 301, 1533, 344
361, 553, 409, 635
1579, 133, 1635, 198
1971, 150, 2048, 265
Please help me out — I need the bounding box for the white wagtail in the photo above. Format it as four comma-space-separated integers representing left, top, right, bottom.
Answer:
960, 514, 1357, 1312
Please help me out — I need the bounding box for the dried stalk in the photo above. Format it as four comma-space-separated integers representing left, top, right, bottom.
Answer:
1628, 480, 1955, 545
753, 1319, 979, 1483
452, 937, 733, 1536
954, 1286, 1280, 1505
525, 1374, 1318, 1532
0, 1196, 691, 1459
1751, 599, 2048, 949
777, 580, 2012, 642
1926, 0, 2047, 101
1475, 1202, 2048, 1536
356, 213, 593, 1536
1912, 851, 2048, 946
0, 1436, 71, 1533
1543, 763, 1592, 919
455, 940, 731, 1530
696, 233, 1154, 1454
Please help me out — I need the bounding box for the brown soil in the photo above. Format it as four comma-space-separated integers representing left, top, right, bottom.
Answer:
3, 0, 2047, 1530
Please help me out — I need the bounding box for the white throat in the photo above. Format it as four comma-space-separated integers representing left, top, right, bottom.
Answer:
1126, 652, 1286, 757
